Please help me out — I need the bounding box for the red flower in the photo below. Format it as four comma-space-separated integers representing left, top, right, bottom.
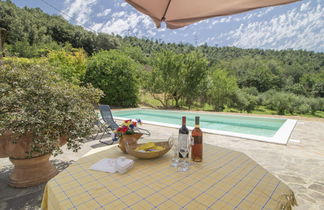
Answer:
121, 126, 128, 133
132, 121, 137, 127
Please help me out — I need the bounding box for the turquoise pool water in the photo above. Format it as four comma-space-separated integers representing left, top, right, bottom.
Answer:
112, 109, 286, 137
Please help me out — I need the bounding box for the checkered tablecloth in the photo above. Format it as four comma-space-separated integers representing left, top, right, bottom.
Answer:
41, 144, 296, 210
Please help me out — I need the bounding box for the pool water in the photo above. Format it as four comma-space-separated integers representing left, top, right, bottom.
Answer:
112, 109, 286, 138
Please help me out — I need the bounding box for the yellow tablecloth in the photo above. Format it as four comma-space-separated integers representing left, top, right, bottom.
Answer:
41, 144, 296, 210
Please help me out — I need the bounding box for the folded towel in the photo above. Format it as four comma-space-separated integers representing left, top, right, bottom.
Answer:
89, 157, 134, 174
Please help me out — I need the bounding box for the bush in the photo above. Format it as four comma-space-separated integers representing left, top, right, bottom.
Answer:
307, 97, 322, 114
296, 103, 311, 114
6, 41, 62, 58
241, 87, 259, 96
84, 50, 139, 107
262, 91, 298, 115
232, 90, 258, 113
0, 61, 103, 156
47, 49, 87, 85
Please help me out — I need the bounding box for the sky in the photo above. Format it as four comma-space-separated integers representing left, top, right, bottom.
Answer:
12, 0, 324, 52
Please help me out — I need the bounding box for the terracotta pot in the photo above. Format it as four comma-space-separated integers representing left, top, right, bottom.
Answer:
0, 132, 67, 187
9, 154, 58, 188
118, 133, 143, 154
0, 132, 67, 159
0, 135, 7, 158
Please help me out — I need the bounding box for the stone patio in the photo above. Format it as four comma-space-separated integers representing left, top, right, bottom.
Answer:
1, 116, 324, 209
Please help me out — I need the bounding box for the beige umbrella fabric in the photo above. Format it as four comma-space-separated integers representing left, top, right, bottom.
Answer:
125, 0, 300, 29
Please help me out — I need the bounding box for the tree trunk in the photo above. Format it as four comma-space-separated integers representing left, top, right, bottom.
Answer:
0, 28, 7, 58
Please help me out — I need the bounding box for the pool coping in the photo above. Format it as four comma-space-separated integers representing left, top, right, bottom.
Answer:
113, 109, 297, 145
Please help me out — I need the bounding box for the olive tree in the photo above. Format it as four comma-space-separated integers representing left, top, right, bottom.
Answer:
147, 50, 209, 108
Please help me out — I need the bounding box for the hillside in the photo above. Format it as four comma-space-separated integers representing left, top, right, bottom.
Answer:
0, 0, 323, 117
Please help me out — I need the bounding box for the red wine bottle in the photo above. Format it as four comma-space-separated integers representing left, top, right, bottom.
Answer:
178, 116, 189, 158
191, 116, 203, 162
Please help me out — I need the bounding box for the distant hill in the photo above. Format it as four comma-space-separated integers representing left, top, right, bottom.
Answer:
0, 0, 323, 97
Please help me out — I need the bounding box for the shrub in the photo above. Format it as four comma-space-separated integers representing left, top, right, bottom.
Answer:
232, 90, 258, 113
84, 50, 139, 107
307, 97, 322, 114
0, 61, 103, 157
47, 49, 87, 85
296, 103, 311, 114
262, 91, 298, 115
241, 87, 259, 96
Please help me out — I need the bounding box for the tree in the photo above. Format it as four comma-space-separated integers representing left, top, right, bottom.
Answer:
84, 50, 139, 107
181, 51, 209, 109
119, 46, 148, 65
94, 33, 120, 52
146, 50, 184, 107
207, 69, 238, 111
146, 50, 209, 108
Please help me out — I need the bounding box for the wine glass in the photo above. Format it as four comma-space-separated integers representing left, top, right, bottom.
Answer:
169, 135, 179, 167
177, 135, 190, 172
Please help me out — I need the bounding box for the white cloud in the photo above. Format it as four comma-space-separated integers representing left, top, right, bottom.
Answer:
214, 0, 324, 51
300, 1, 311, 11
63, 0, 97, 25
112, 11, 126, 18
120, 2, 128, 7
97, 11, 156, 36
97, 9, 112, 17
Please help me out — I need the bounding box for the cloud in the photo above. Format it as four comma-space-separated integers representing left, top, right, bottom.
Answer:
120, 2, 128, 7
96, 11, 156, 37
300, 1, 311, 11
214, 0, 324, 51
61, 0, 323, 52
97, 9, 112, 17
63, 0, 97, 25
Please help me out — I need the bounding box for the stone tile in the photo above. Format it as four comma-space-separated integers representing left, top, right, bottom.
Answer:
288, 184, 307, 194
5, 189, 44, 210
297, 194, 316, 203
310, 192, 324, 202
0, 202, 7, 210
309, 184, 324, 194
278, 174, 307, 184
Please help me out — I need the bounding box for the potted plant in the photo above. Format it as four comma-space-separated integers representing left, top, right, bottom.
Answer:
0, 60, 103, 187
114, 119, 143, 153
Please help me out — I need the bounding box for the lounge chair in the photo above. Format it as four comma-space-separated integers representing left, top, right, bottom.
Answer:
98, 105, 151, 137
92, 119, 116, 145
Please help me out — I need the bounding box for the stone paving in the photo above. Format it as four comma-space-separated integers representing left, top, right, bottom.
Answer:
1, 115, 324, 209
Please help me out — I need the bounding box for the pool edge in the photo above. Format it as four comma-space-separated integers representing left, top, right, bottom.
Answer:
114, 115, 297, 145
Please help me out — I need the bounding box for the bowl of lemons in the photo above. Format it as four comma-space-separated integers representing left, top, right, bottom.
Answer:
125, 139, 173, 159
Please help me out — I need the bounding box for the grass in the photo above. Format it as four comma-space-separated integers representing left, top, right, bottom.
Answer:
139, 92, 324, 119
139, 91, 163, 107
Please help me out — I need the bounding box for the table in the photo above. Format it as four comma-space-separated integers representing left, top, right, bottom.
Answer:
41, 144, 297, 209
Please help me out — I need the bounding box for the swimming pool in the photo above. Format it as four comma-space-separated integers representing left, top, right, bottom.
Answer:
112, 109, 297, 144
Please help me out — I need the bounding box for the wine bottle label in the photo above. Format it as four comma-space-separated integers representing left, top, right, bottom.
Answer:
178, 134, 189, 150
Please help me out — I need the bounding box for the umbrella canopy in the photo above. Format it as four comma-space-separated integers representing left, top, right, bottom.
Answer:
125, 0, 299, 29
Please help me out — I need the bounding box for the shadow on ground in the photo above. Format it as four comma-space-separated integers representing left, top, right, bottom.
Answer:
0, 159, 73, 210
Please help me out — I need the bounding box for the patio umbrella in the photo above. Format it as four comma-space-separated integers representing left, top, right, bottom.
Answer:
125, 0, 299, 29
